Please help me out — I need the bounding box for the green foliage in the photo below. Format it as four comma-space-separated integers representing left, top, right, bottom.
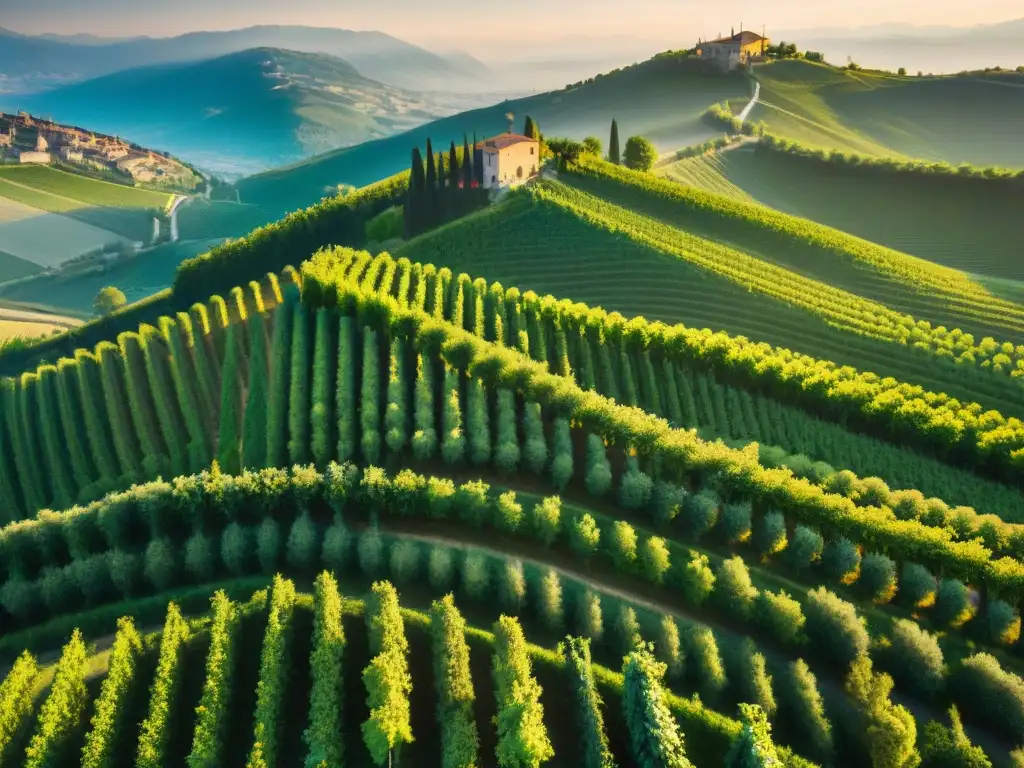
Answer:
609, 520, 638, 572
860, 552, 897, 604
24, 629, 88, 768
954, 653, 1024, 742
755, 589, 805, 645
804, 587, 869, 667
685, 626, 727, 700
683, 490, 719, 540
266, 297, 294, 468
536, 568, 564, 631
845, 655, 920, 768
389, 539, 421, 585
94, 286, 127, 316
754, 511, 787, 557
551, 418, 574, 490
721, 502, 753, 545
788, 526, 823, 570
529, 496, 561, 546
622, 644, 693, 768
335, 316, 357, 462
493, 615, 554, 768
310, 309, 336, 466
137, 603, 191, 768
677, 552, 715, 606
563, 636, 616, 768
362, 582, 414, 765
822, 538, 861, 585
188, 591, 241, 768
0, 650, 37, 758
585, 434, 613, 497
216, 323, 244, 474
430, 594, 480, 768
495, 388, 521, 473
304, 571, 346, 768
623, 136, 657, 172
921, 706, 992, 768
716, 556, 758, 621
522, 402, 548, 475
247, 577, 297, 768
571, 512, 601, 558
933, 579, 975, 628
619, 455, 654, 510
780, 659, 832, 763
900, 563, 937, 609
441, 366, 466, 465
726, 704, 780, 768
640, 535, 671, 585
885, 619, 946, 696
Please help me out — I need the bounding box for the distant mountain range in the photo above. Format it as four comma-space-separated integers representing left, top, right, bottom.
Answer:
0, 25, 488, 94
776, 17, 1024, 73
8, 48, 465, 177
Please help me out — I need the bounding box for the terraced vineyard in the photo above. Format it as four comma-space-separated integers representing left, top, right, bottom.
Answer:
656, 144, 1024, 284
3, 241, 1024, 767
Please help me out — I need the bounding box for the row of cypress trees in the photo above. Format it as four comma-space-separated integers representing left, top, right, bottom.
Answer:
404, 136, 487, 238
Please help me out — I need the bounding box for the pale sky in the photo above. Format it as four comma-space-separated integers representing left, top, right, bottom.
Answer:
1, 0, 1019, 46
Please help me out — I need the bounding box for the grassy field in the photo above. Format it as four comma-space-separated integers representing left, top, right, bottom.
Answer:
751, 60, 1024, 167
0, 166, 164, 243
0, 239, 218, 314
177, 198, 274, 240
237, 53, 751, 215
0, 195, 130, 270
657, 144, 1024, 283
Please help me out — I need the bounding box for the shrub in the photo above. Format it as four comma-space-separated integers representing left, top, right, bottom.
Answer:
683, 490, 719, 539
562, 636, 615, 768
570, 513, 601, 558
733, 638, 776, 718
720, 502, 753, 545
362, 582, 414, 765
804, 587, 869, 667
987, 599, 1021, 646
321, 515, 350, 574
885, 619, 946, 696
388, 540, 421, 585
755, 589, 805, 645
859, 552, 897, 603
500, 560, 527, 611
184, 531, 215, 584
522, 402, 548, 475
955, 653, 1024, 742
189, 591, 241, 768
24, 629, 88, 768
528, 567, 562, 631
623, 136, 657, 171
257, 517, 282, 575
0, 651, 38, 758
781, 659, 833, 763
494, 389, 520, 473
430, 595, 479, 768
651, 481, 686, 528
753, 511, 787, 557
304, 572, 346, 768
427, 546, 455, 592
576, 589, 604, 642
551, 418, 574, 490
788, 526, 823, 570
584, 435, 613, 497
608, 520, 638, 572
618, 455, 653, 510
357, 528, 386, 579
933, 579, 975, 628
920, 706, 993, 768
900, 562, 937, 608
822, 538, 860, 584
640, 535, 671, 585
715, 556, 757, 620
462, 551, 490, 602
622, 645, 692, 765
286, 511, 318, 575
143, 537, 178, 591
492, 615, 553, 767
529, 496, 561, 546
494, 491, 524, 533
677, 552, 716, 605
726, 703, 780, 768
685, 625, 727, 699
137, 604, 190, 768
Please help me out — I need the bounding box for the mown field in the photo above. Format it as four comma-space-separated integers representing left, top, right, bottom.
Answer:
750, 60, 1024, 167
3, 247, 1024, 768
656, 145, 1024, 283
0, 165, 167, 243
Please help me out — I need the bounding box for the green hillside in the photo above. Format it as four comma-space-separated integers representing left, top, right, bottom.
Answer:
19, 48, 454, 178
2, 246, 1023, 768
237, 52, 751, 215
657, 144, 1024, 284
751, 60, 1024, 166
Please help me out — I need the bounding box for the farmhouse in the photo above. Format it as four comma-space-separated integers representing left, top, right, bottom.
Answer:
698, 30, 770, 71
476, 133, 540, 190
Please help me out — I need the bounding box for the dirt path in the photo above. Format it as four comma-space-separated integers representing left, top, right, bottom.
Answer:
737, 80, 761, 123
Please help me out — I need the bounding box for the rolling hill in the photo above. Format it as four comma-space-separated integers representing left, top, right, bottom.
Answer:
15, 48, 460, 177
656, 142, 1024, 287
750, 59, 1024, 166
0, 24, 485, 93
236, 52, 751, 214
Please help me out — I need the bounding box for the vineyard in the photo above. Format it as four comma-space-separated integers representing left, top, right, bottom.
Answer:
2, 240, 1024, 766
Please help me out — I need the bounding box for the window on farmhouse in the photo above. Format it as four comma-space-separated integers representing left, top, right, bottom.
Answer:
517, 166, 524, 179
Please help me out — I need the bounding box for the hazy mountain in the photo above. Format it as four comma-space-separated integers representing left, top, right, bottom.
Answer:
11, 48, 461, 177
0, 25, 485, 94
777, 18, 1024, 73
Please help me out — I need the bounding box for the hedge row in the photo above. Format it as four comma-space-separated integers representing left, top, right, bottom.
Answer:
247, 576, 297, 768
362, 580, 414, 764
23, 629, 88, 768
430, 594, 480, 768
136, 603, 191, 768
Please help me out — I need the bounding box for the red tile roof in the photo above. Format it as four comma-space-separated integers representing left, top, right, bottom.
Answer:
477, 132, 537, 152
706, 30, 766, 45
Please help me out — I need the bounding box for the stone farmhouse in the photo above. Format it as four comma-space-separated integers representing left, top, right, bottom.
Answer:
476, 132, 540, 190
698, 29, 770, 71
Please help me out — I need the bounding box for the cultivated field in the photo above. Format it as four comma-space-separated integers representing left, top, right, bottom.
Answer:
0, 165, 166, 242
657, 145, 1024, 282
0, 195, 129, 269
177, 198, 273, 240
750, 60, 1024, 167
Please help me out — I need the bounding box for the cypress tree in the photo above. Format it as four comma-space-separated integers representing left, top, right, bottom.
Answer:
100, 340, 147, 479
406, 147, 426, 239
524, 116, 538, 140
436, 153, 448, 223
609, 120, 621, 165
266, 296, 294, 468
448, 140, 460, 213
462, 134, 473, 191
425, 138, 438, 229
288, 302, 313, 465
4, 377, 45, 514
336, 316, 358, 462
216, 324, 243, 475
54, 359, 96, 495
242, 311, 270, 470
622, 646, 692, 767
472, 132, 482, 186
311, 308, 336, 466
73, 349, 120, 486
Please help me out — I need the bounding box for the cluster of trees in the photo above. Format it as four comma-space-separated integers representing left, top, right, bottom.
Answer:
671, 134, 743, 161
603, 118, 657, 172
701, 102, 765, 136
403, 136, 489, 238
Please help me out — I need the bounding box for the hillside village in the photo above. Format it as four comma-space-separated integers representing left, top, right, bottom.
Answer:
0, 112, 200, 191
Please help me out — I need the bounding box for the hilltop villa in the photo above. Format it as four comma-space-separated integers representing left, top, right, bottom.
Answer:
476, 132, 540, 190
698, 30, 770, 70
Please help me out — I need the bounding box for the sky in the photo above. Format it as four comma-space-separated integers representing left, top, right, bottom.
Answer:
2, 0, 1020, 48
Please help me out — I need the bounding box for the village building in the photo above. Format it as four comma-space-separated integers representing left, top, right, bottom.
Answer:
476, 132, 540, 190
0, 128, 12, 149
698, 29, 769, 71
16, 149, 51, 164
62, 146, 84, 163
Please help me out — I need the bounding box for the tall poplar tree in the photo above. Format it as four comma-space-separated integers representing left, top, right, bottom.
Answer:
436, 153, 448, 223
448, 140, 460, 213
462, 134, 473, 190
609, 120, 621, 165
405, 147, 426, 238
524, 116, 538, 140
425, 138, 438, 229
